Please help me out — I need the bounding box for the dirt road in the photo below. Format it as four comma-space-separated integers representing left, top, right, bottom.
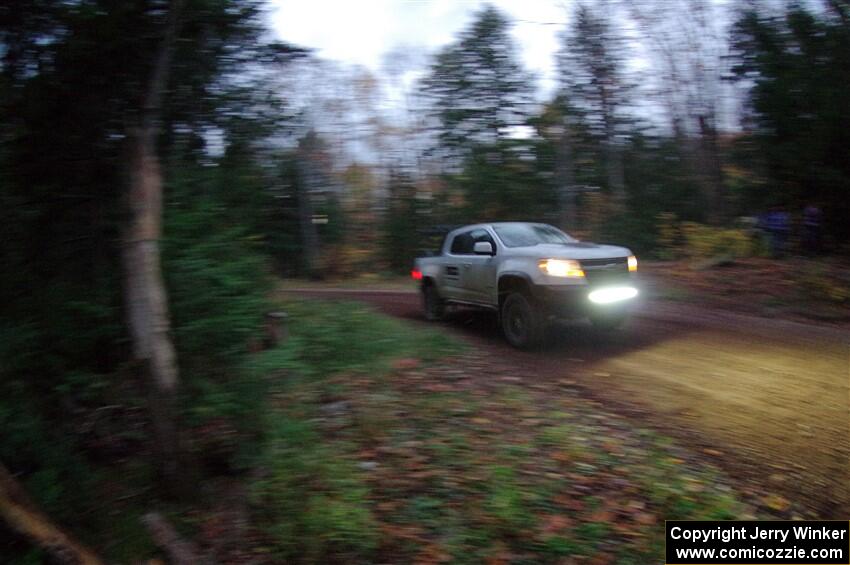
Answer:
283, 288, 849, 517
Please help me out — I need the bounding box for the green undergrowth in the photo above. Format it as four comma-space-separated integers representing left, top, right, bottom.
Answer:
278, 300, 460, 377
3, 296, 749, 563
248, 299, 462, 561
245, 299, 749, 563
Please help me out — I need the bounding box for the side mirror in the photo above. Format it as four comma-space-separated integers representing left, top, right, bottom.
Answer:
473, 241, 494, 255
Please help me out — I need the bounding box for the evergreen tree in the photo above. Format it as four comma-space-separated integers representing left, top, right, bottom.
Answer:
421, 5, 534, 158
731, 3, 850, 244
557, 3, 633, 208
0, 0, 304, 527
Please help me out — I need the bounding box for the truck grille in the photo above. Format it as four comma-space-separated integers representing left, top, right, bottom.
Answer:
580, 257, 629, 286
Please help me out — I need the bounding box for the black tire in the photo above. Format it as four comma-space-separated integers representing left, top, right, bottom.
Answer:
422, 284, 446, 321
500, 292, 544, 349
590, 310, 628, 331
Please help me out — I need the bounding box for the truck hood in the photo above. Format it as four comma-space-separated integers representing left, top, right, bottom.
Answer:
506, 242, 632, 260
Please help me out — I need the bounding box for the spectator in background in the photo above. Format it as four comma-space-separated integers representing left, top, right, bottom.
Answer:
765, 206, 790, 258
802, 203, 822, 255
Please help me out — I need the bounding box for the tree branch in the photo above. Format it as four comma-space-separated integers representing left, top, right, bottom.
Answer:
0, 462, 103, 564
142, 512, 213, 565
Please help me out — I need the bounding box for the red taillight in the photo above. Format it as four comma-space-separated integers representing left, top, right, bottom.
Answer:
411, 269, 423, 280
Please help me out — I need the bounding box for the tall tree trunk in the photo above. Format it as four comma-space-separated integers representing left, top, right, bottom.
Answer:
296, 160, 321, 279
124, 125, 182, 488
296, 133, 322, 278
605, 140, 626, 213
555, 125, 577, 230
123, 0, 185, 491
698, 114, 725, 225
601, 93, 626, 212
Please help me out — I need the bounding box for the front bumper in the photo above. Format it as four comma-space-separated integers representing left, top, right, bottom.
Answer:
533, 281, 638, 319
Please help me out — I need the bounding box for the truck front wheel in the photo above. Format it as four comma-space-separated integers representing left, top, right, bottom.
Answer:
500, 292, 543, 349
422, 284, 446, 321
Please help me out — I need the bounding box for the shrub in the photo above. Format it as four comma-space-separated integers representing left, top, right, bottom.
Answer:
596, 212, 658, 257
680, 222, 756, 259
653, 214, 767, 260
163, 197, 271, 375
656, 212, 683, 259
159, 167, 280, 468
796, 267, 850, 304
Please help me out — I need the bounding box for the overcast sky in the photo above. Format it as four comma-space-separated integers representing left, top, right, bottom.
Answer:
264, 0, 745, 148
267, 0, 569, 99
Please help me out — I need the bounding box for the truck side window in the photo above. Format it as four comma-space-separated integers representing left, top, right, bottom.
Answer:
450, 229, 494, 255
450, 231, 474, 254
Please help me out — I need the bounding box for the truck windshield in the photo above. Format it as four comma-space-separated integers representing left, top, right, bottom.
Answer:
493, 224, 577, 248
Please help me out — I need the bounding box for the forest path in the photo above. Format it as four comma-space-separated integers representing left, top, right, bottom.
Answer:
283, 287, 849, 517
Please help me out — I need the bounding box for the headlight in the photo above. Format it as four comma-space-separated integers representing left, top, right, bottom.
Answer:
627, 255, 638, 272
539, 259, 584, 278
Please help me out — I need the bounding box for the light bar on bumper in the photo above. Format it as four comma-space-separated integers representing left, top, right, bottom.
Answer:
588, 286, 638, 304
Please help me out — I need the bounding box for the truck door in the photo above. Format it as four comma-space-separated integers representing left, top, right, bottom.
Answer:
464, 228, 498, 304
443, 230, 475, 302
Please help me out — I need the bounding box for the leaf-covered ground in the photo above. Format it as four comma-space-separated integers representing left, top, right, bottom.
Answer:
190, 300, 786, 564
306, 355, 749, 563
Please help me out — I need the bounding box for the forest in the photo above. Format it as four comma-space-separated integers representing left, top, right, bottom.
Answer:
1, 0, 849, 562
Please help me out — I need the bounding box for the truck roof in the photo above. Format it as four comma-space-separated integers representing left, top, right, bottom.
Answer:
447, 221, 554, 233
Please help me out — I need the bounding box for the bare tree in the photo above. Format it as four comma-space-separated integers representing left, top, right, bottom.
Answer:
381, 44, 432, 174
627, 0, 730, 223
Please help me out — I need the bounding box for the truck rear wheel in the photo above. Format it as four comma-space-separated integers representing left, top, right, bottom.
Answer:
500, 292, 543, 349
422, 284, 445, 321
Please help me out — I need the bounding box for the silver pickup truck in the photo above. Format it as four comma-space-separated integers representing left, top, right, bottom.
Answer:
412, 222, 638, 348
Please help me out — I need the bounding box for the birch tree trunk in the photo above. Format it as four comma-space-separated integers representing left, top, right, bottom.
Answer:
123, 0, 185, 490
124, 124, 182, 487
